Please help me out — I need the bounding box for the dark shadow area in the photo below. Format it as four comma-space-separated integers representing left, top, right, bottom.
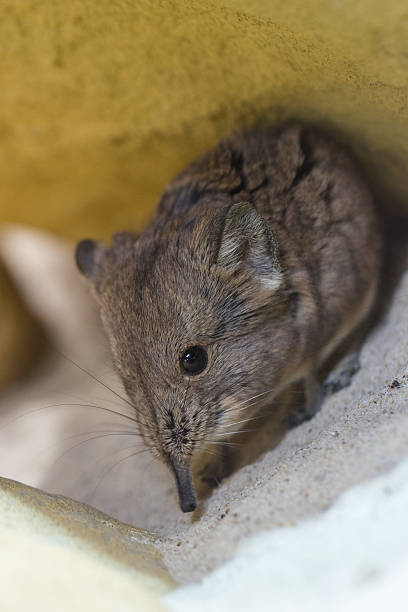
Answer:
0, 258, 50, 393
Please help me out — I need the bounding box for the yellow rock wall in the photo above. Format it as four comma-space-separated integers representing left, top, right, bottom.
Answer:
1, 0, 408, 388
1, 0, 408, 243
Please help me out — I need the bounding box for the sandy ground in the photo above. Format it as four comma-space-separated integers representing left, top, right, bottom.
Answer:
165, 458, 408, 612
0, 226, 407, 585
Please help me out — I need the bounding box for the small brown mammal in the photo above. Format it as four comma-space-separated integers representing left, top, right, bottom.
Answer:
75, 124, 382, 512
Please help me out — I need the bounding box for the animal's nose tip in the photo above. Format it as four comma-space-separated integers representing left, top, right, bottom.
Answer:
170, 458, 198, 513
181, 498, 197, 513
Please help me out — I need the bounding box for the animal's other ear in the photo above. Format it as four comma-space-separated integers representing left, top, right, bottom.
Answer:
217, 202, 282, 291
75, 239, 107, 284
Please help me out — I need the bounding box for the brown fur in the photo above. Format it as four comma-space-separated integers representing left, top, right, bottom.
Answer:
75, 124, 382, 512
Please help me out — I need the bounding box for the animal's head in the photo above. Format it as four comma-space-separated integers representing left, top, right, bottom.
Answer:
75, 202, 291, 512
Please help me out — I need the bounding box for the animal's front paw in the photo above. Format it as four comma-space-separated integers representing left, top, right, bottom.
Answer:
284, 411, 314, 427
324, 351, 361, 395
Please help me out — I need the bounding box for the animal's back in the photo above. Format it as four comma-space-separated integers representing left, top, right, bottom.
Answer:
158, 124, 382, 364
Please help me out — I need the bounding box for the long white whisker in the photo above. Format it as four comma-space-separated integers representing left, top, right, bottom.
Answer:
214, 428, 256, 437
52, 433, 145, 465
234, 388, 277, 408
220, 414, 266, 428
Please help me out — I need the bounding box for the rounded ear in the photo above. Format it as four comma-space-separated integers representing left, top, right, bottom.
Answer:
75, 239, 107, 284
75, 239, 96, 278
217, 202, 282, 291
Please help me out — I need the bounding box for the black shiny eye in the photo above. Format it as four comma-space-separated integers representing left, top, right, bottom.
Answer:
180, 345, 208, 376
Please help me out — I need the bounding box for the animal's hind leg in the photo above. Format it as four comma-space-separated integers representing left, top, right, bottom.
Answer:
323, 350, 361, 395
304, 370, 325, 419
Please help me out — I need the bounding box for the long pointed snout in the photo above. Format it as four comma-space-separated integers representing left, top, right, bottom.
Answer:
170, 459, 197, 513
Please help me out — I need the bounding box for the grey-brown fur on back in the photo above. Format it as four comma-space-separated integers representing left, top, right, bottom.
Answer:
75, 124, 382, 512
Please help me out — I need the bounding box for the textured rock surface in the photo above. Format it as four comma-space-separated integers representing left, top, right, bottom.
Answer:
0, 477, 173, 611
0, 476, 174, 589
165, 458, 408, 612
1, 0, 408, 244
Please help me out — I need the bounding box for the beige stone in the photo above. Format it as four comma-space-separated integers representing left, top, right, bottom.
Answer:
0, 476, 173, 611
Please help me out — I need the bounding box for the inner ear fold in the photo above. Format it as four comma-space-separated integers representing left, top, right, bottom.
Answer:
75, 239, 107, 285
217, 202, 282, 290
